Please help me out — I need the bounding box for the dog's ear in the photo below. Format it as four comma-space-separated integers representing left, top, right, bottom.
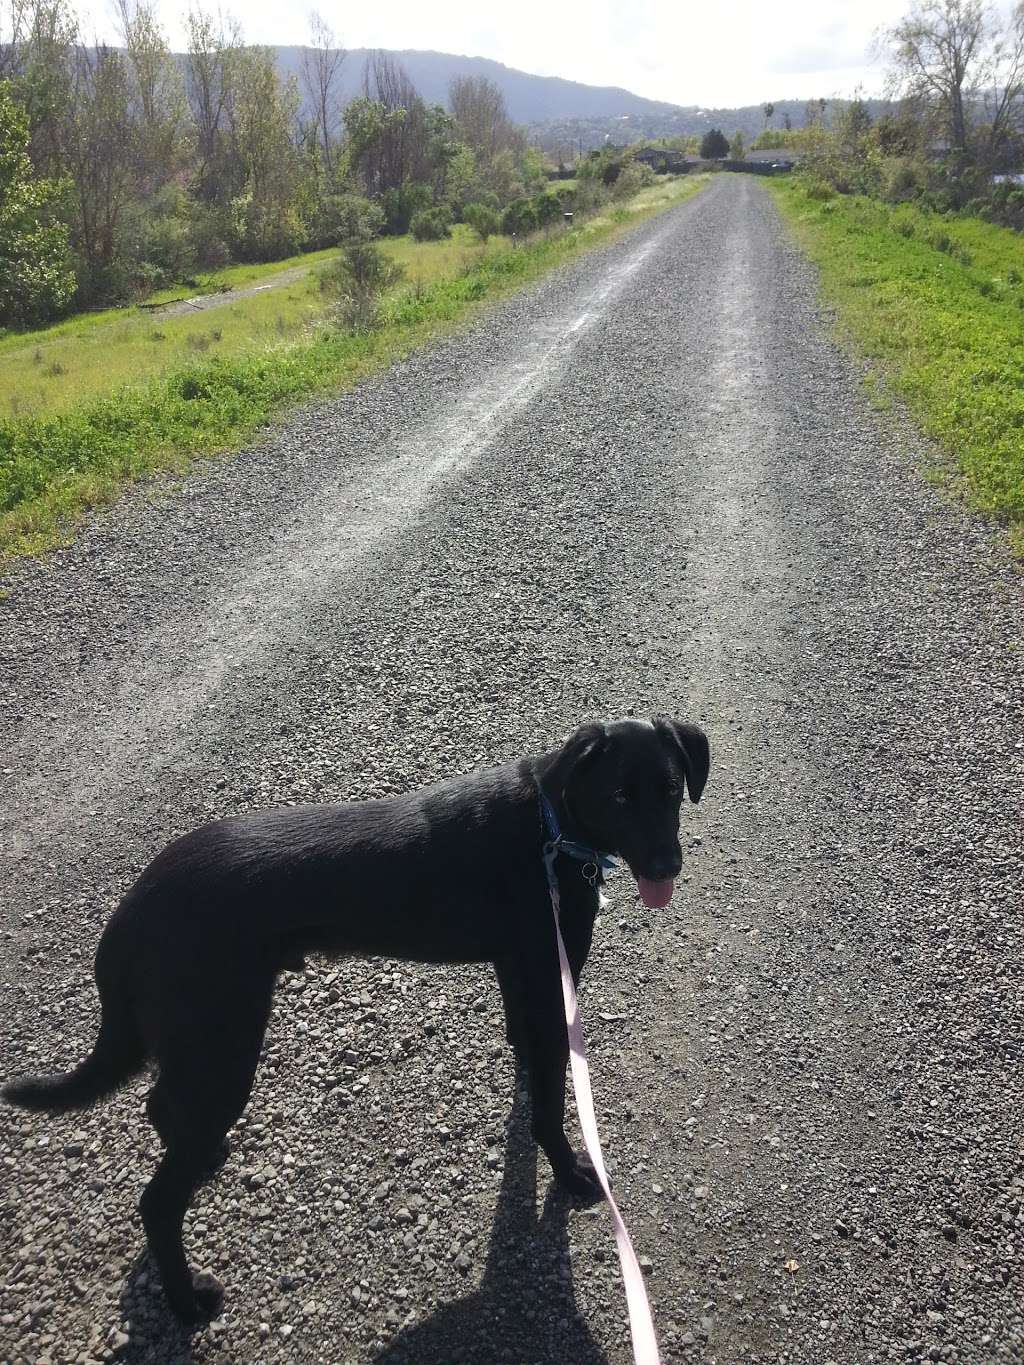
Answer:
654, 717, 710, 803
544, 722, 608, 801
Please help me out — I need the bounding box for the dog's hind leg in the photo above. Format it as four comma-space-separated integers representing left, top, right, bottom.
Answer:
140, 1142, 225, 1323
140, 972, 274, 1324
147, 1087, 229, 1181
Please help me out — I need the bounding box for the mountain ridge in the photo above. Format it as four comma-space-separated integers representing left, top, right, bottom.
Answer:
190, 45, 875, 151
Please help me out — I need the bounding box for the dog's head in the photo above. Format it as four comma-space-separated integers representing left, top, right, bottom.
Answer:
541, 717, 710, 908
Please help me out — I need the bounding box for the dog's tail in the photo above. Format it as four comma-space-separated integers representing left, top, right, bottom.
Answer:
3, 919, 146, 1113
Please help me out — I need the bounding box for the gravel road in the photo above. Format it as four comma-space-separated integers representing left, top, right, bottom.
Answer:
2, 174, 1022, 1365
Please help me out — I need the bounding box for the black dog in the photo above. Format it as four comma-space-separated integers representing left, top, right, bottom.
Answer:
3, 717, 709, 1324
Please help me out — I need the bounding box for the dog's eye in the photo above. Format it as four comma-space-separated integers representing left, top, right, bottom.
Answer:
667, 781, 682, 798
614, 790, 628, 805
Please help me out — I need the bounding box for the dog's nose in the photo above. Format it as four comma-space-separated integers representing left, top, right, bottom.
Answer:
646, 855, 682, 880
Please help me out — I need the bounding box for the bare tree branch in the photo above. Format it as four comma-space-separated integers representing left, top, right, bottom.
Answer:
300, 9, 343, 180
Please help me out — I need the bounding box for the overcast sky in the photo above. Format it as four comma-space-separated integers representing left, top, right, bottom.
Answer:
88, 0, 918, 107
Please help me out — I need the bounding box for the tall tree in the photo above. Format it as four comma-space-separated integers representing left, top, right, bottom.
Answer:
362, 51, 427, 191
0, 0, 29, 79
0, 78, 75, 322
185, 5, 242, 203
699, 127, 729, 159
886, 0, 986, 151
115, 0, 188, 191
975, 1, 1024, 166
64, 43, 134, 282
226, 45, 303, 257
448, 75, 521, 161
300, 10, 343, 182
13, 0, 77, 177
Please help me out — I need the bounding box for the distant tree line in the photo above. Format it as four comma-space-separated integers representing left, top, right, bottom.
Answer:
0, 0, 590, 325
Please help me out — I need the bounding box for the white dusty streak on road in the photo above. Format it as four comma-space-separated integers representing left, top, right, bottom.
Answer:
2, 233, 664, 850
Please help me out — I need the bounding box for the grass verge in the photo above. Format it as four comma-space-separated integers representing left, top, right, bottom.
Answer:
0, 231, 513, 421
0, 176, 706, 559
767, 178, 1024, 555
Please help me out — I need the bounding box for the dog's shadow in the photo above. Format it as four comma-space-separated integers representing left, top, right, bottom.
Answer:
374, 1079, 609, 1365
115, 1081, 608, 1364
118, 1249, 198, 1364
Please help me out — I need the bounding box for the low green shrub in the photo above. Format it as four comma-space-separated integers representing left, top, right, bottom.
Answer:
382, 183, 433, 237
409, 207, 453, 242
463, 201, 502, 243
318, 240, 404, 331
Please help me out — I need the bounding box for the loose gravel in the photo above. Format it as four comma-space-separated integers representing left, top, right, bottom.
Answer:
1, 175, 1022, 1365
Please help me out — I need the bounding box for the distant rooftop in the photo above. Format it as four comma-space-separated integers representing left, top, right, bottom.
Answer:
744, 148, 801, 163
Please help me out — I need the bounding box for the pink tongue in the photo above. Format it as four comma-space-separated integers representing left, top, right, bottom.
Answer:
636, 877, 675, 909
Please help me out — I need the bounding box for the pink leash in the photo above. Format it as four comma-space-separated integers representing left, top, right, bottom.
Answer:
545, 842, 663, 1365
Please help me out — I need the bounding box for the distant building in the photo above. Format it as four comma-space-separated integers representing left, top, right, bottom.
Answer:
743, 148, 801, 169
632, 146, 691, 173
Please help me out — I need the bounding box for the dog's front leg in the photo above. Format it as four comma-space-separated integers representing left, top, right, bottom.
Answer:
518, 950, 603, 1203
493, 957, 529, 1064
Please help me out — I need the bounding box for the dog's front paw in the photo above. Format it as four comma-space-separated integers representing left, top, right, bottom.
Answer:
557, 1153, 605, 1204
168, 1271, 224, 1326
198, 1140, 230, 1183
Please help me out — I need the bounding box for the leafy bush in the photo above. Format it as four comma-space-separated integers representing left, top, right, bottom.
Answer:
882, 157, 925, 204
188, 204, 231, 270
926, 227, 953, 255
409, 206, 453, 241
74, 257, 138, 308
318, 240, 403, 331
978, 182, 1024, 231
534, 192, 564, 225
577, 147, 636, 187
228, 192, 305, 262
120, 186, 196, 290
501, 197, 539, 236
917, 187, 958, 215
611, 162, 655, 199
316, 193, 385, 245
463, 200, 502, 242
572, 178, 609, 214
382, 182, 433, 237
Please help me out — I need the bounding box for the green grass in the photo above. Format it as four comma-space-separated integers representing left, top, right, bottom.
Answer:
0, 229, 513, 420
0, 176, 708, 557
0, 247, 341, 362
768, 178, 1024, 555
